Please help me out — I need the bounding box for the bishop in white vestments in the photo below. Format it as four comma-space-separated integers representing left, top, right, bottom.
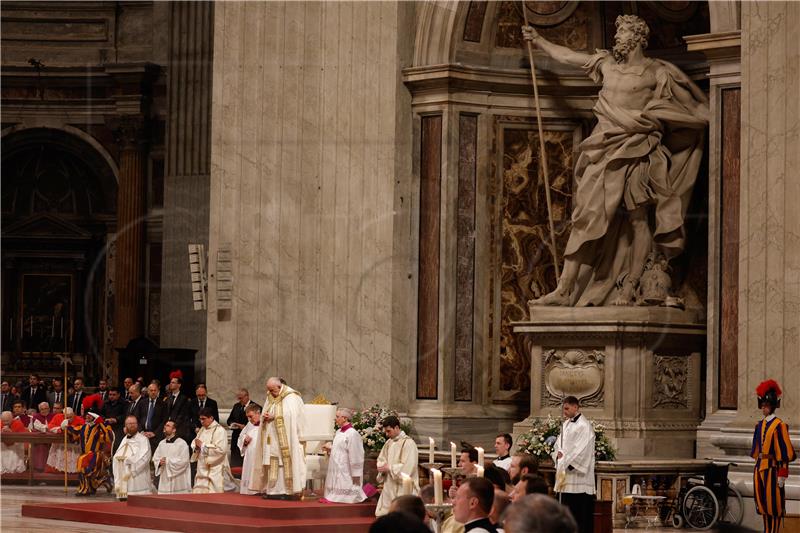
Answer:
237, 404, 262, 495
323, 408, 367, 503
113, 415, 154, 499
152, 420, 191, 494
375, 415, 418, 516
1, 411, 27, 474
249, 378, 306, 497
192, 407, 231, 493
552, 397, 596, 533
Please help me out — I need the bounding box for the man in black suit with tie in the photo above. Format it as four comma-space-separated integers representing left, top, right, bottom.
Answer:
192, 384, 219, 427
140, 383, 166, 451
22, 374, 48, 411
68, 378, 86, 416
47, 379, 65, 407
126, 384, 144, 425
1, 381, 17, 412
101, 387, 127, 452
122, 377, 134, 402
226, 388, 260, 467
165, 374, 192, 442
96, 379, 110, 403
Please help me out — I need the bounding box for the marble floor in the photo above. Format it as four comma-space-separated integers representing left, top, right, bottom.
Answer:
0, 485, 674, 532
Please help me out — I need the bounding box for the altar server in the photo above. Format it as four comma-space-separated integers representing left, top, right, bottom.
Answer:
552, 396, 595, 533
192, 407, 231, 493
375, 415, 418, 516
237, 403, 262, 495
323, 407, 367, 503
152, 420, 191, 494
751, 380, 796, 533
249, 377, 306, 498
113, 415, 154, 499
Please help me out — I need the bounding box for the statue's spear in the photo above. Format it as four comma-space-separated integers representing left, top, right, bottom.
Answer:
521, 4, 560, 284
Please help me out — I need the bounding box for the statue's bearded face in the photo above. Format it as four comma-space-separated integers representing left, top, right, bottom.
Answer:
613, 26, 638, 62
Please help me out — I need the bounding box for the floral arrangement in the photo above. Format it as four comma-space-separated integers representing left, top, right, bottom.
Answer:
350, 404, 413, 453
516, 414, 616, 462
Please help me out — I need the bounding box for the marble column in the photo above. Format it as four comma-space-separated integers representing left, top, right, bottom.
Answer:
112, 117, 147, 353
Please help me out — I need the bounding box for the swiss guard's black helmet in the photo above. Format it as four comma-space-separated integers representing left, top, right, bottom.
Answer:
756, 379, 782, 409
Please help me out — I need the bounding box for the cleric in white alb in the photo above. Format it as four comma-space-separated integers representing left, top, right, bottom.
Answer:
322, 407, 367, 503
374, 415, 418, 516
113, 415, 154, 499
192, 406, 232, 493
237, 403, 262, 495
152, 420, 191, 494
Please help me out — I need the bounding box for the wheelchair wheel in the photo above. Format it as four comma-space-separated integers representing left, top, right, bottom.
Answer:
683, 485, 719, 530
719, 485, 744, 525
672, 513, 684, 529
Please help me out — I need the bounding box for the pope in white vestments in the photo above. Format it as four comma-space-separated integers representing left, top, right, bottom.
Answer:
152, 420, 191, 494
375, 416, 418, 516
323, 408, 367, 503
192, 411, 231, 493
113, 416, 154, 499
249, 378, 306, 496
237, 405, 262, 495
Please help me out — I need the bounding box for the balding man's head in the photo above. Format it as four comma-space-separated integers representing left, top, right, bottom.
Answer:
266, 377, 283, 397
1, 411, 12, 424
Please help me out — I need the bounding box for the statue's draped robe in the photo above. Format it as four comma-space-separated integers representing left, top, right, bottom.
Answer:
237, 421, 260, 495
374, 430, 419, 516
565, 50, 708, 305
113, 433, 153, 497
249, 386, 306, 495
192, 420, 231, 493
324, 424, 367, 503
153, 437, 191, 494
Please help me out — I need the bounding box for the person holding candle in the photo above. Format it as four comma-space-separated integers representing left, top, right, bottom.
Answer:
552, 396, 595, 533
374, 415, 418, 516
452, 477, 498, 533
322, 407, 367, 503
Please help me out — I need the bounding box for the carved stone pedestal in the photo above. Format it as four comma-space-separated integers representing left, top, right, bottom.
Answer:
512, 307, 705, 459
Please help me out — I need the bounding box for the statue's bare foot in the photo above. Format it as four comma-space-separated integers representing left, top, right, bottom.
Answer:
529, 288, 570, 306
612, 281, 636, 306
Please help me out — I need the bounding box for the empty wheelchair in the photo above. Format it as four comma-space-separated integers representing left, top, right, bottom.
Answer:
671, 462, 744, 530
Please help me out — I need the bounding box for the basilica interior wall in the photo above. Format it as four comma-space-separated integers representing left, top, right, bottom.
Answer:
206, 1, 416, 409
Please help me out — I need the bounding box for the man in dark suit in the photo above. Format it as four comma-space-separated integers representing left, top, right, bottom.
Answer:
126, 384, 144, 423
122, 377, 134, 401
226, 388, 260, 467
68, 378, 86, 416
191, 384, 219, 427
101, 387, 127, 452
140, 382, 167, 451
22, 374, 48, 411
96, 378, 110, 403
47, 378, 65, 407
1, 381, 17, 412
165, 375, 192, 442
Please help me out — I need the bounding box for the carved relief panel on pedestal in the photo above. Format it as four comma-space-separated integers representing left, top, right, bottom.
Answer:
541, 348, 605, 407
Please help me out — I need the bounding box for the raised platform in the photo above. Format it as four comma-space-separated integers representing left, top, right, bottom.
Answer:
22, 493, 377, 532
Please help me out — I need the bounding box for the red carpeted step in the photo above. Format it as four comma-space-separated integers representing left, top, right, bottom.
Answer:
125, 493, 376, 520
22, 501, 374, 533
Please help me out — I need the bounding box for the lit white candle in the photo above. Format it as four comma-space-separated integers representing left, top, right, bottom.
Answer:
450, 441, 457, 468
429, 437, 435, 464
476, 447, 484, 467
431, 468, 443, 505
476, 465, 484, 478
401, 472, 413, 496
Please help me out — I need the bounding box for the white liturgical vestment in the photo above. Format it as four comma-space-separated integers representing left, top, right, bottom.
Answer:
192, 420, 230, 493
153, 436, 191, 494
324, 425, 367, 503
1, 440, 26, 474
237, 421, 260, 495
551, 414, 596, 495
113, 433, 154, 497
375, 430, 419, 516
249, 385, 306, 495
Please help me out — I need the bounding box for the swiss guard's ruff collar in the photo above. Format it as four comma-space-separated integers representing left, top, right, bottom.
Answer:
756, 379, 782, 409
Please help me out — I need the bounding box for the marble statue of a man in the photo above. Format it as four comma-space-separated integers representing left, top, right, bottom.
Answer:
524, 15, 709, 307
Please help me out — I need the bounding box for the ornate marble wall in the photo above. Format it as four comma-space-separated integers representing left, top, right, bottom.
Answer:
206, 2, 415, 409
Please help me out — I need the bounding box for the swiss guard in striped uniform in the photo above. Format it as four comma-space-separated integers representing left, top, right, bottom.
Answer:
750, 380, 796, 533
66, 393, 115, 496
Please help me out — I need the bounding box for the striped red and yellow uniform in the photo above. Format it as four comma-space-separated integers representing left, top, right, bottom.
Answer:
751, 415, 796, 533
68, 420, 114, 495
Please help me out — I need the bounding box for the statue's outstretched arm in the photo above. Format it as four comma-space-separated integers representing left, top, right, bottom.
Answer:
522, 26, 591, 68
